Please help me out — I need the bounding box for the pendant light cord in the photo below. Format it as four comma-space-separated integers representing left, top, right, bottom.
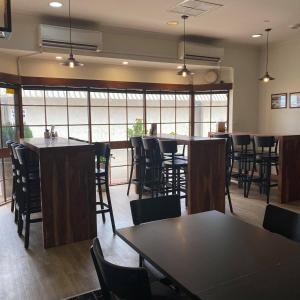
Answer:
183, 16, 186, 66
266, 30, 269, 72
69, 0, 72, 55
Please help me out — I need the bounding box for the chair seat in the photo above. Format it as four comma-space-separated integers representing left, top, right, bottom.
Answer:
151, 281, 190, 299
256, 153, 279, 162
163, 160, 187, 167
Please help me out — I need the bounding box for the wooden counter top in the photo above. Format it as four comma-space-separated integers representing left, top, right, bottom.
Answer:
151, 133, 224, 144
21, 138, 93, 153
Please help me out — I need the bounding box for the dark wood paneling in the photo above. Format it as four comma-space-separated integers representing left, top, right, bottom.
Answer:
279, 135, 300, 203
21, 138, 96, 248
193, 83, 233, 91
188, 139, 225, 214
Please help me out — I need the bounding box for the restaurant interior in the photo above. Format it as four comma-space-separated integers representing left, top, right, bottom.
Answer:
1, 0, 300, 299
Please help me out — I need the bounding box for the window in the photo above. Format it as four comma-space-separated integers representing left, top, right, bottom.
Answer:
194, 91, 229, 137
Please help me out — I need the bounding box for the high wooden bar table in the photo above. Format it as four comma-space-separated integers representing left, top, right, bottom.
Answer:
21, 138, 96, 248
155, 134, 225, 214
213, 131, 300, 203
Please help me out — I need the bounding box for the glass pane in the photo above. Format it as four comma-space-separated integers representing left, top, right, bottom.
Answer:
22, 89, 45, 105
195, 94, 210, 106
23, 106, 45, 125
110, 107, 126, 124
45, 90, 67, 105
211, 123, 217, 133
110, 125, 127, 141
161, 108, 175, 123
0, 180, 4, 205
5, 180, 12, 201
211, 107, 227, 122
161, 123, 175, 134
161, 93, 175, 107
195, 107, 210, 122
4, 157, 12, 181
146, 94, 160, 107
69, 126, 89, 141
176, 107, 189, 122
68, 107, 88, 124
146, 107, 160, 123
91, 107, 109, 124
1, 105, 15, 126
176, 123, 189, 135
92, 125, 109, 142
127, 107, 143, 124
55, 126, 68, 138
46, 106, 68, 125
0, 88, 14, 105
212, 93, 228, 106
2, 127, 16, 146
195, 123, 210, 137
25, 126, 45, 138
176, 94, 190, 107
111, 166, 128, 184
111, 149, 128, 167
109, 92, 126, 106
90, 91, 108, 106
127, 93, 143, 106
67, 91, 88, 106
128, 119, 145, 138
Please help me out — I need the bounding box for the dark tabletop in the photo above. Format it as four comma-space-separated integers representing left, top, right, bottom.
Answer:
117, 211, 300, 300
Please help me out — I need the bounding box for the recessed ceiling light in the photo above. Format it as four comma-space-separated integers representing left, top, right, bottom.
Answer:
56, 56, 63, 60
122, 61, 129, 65
251, 34, 263, 38
167, 21, 179, 26
49, 1, 63, 8
177, 65, 183, 69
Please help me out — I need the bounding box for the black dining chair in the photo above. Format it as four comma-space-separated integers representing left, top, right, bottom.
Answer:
263, 204, 300, 243
130, 195, 181, 285
95, 142, 116, 233
90, 237, 187, 300
127, 136, 146, 198
15, 146, 42, 249
6, 140, 17, 213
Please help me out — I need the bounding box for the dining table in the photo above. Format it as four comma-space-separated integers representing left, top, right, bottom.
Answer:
117, 211, 300, 299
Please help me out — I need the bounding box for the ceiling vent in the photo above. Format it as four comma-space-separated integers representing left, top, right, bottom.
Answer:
169, 0, 223, 17
178, 41, 224, 63
39, 24, 103, 52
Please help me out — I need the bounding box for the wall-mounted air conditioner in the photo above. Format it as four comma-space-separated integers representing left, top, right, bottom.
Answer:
39, 24, 103, 52
178, 41, 224, 63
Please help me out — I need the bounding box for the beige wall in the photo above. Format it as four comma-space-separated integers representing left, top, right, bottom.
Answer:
0, 13, 261, 133
258, 37, 300, 133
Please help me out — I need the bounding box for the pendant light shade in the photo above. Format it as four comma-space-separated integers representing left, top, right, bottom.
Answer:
61, 0, 83, 68
259, 28, 274, 82
177, 15, 193, 77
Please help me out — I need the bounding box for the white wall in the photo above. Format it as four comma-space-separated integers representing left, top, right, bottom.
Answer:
258, 37, 300, 133
0, 13, 261, 133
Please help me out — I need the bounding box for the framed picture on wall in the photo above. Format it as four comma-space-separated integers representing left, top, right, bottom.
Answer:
289, 92, 300, 108
271, 93, 287, 109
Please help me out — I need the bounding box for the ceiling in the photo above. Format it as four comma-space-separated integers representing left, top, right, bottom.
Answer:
12, 0, 300, 45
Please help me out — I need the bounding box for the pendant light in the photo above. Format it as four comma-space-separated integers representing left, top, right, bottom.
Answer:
259, 28, 274, 82
61, 0, 83, 68
177, 15, 192, 77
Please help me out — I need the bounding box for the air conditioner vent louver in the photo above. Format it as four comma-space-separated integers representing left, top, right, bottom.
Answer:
39, 24, 103, 53
178, 41, 224, 64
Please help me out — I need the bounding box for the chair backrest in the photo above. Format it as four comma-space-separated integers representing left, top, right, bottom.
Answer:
263, 204, 300, 243
130, 195, 181, 225
130, 136, 145, 161
90, 238, 152, 300
232, 134, 251, 146
142, 137, 161, 166
94, 142, 111, 173
158, 140, 178, 154
254, 136, 276, 156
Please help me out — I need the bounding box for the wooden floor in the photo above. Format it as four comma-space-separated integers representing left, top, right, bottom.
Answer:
1, 183, 300, 300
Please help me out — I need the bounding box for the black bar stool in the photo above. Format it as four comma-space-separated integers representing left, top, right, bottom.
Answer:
127, 136, 145, 198
232, 135, 255, 197
247, 136, 279, 203
213, 134, 233, 213
141, 137, 163, 197
15, 146, 42, 249
95, 142, 116, 233
6, 140, 16, 213
158, 140, 187, 202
